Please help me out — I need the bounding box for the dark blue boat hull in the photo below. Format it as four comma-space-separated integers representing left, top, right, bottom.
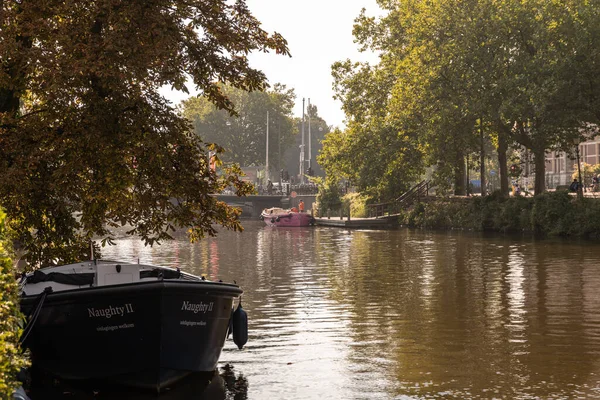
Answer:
20, 280, 242, 391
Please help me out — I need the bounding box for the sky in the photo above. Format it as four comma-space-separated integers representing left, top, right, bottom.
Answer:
160, 0, 381, 129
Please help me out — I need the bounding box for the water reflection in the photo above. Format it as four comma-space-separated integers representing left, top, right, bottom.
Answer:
61, 224, 600, 398
28, 365, 247, 399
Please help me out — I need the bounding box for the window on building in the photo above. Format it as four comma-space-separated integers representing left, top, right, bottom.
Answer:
586, 144, 597, 165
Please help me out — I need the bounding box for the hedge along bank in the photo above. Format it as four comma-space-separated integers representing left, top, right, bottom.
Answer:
398, 191, 600, 239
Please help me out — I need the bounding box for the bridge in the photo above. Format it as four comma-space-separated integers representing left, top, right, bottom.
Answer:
216, 181, 433, 224
214, 194, 290, 218
215, 194, 319, 218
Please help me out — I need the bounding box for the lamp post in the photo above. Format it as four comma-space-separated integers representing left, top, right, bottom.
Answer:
574, 138, 583, 199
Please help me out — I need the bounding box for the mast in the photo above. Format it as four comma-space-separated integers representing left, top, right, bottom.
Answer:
308, 98, 311, 172
266, 111, 269, 182
300, 98, 305, 183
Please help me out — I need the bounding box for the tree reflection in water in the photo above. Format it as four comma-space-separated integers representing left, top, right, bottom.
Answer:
26, 364, 248, 399
220, 364, 248, 400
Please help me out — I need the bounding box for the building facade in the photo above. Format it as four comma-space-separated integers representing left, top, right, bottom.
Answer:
544, 137, 600, 189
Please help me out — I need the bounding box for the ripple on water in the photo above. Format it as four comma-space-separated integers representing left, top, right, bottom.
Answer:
100, 226, 600, 399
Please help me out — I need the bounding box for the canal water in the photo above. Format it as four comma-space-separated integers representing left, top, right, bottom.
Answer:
39, 222, 600, 399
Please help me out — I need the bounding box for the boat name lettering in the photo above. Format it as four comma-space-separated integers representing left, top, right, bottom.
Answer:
181, 301, 213, 314
180, 320, 207, 327
88, 303, 134, 319
96, 323, 135, 332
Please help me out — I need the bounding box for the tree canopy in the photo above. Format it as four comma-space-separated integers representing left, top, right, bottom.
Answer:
181, 83, 297, 169
0, 0, 289, 266
326, 0, 600, 199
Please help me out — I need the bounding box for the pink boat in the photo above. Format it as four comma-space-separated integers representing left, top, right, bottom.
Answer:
260, 207, 315, 227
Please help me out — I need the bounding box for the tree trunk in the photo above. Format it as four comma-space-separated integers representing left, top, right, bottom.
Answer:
0, 88, 21, 114
480, 119, 486, 196
454, 152, 466, 195
497, 134, 509, 197
1, 27, 30, 115
533, 148, 546, 195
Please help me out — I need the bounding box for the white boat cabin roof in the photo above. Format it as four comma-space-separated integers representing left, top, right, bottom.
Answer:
20, 260, 197, 296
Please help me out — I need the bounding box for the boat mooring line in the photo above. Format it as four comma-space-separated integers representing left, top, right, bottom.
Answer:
19, 287, 52, 347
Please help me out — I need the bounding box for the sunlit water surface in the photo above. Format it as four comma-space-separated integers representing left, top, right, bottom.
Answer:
90, 222, 600, 399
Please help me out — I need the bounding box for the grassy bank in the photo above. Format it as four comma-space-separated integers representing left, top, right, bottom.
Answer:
399, 191, 600, 239
0, 210, 28, 397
